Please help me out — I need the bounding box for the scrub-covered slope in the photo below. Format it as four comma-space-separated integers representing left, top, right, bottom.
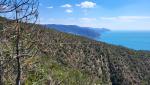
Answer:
33, 27, 150, 85
0, 17, 150, 85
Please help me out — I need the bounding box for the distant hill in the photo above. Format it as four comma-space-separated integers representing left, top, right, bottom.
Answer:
45, 24, 110, 39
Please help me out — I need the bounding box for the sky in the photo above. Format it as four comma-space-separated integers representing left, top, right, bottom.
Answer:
39, 0, 150, 31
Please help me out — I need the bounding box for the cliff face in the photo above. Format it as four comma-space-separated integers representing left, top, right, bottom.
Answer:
0, 18, 150, 85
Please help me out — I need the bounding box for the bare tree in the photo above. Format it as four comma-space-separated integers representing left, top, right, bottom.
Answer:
0, 0, 39, 85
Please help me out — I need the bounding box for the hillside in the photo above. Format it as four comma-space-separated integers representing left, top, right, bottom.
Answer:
45, 24, 109, 39
0, 17, 150, 85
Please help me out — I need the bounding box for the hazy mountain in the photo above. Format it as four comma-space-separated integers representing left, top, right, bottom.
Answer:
45, 24, 110, 39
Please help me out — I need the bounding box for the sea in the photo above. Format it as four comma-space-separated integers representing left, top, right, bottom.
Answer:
96, 31, 150, 51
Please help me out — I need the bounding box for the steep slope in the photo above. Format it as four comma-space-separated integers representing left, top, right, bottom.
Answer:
33, 27, 150, 85
0, 17, 150, 85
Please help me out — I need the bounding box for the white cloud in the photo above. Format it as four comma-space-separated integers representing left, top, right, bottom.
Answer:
66, 9, 73, 13
40, 16, 150, 31
76, 1, 96, 8
0, 5, 8, 10
100, 16, 150, 22
80, 18, 96, 22
47, 6, 53, 9
61, 4, 72, 8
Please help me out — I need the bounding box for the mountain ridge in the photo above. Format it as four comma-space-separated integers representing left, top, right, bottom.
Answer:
45, 24, 110, 39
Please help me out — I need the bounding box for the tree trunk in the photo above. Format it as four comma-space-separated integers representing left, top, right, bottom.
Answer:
15, 6, 21, 85
16, 57, 21, 85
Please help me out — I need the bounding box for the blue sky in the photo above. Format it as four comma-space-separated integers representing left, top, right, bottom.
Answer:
39, 0, 150, 31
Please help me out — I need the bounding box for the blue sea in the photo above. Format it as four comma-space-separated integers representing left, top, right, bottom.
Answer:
96, 31, 150, 50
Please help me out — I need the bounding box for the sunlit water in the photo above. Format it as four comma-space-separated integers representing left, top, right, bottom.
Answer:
96, 31, 150, 50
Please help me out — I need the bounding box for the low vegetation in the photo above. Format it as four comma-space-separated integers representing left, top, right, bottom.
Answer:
0, 17, 150, 85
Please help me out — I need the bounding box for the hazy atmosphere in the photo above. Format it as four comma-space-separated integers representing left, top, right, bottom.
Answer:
39, 0, 150, 31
